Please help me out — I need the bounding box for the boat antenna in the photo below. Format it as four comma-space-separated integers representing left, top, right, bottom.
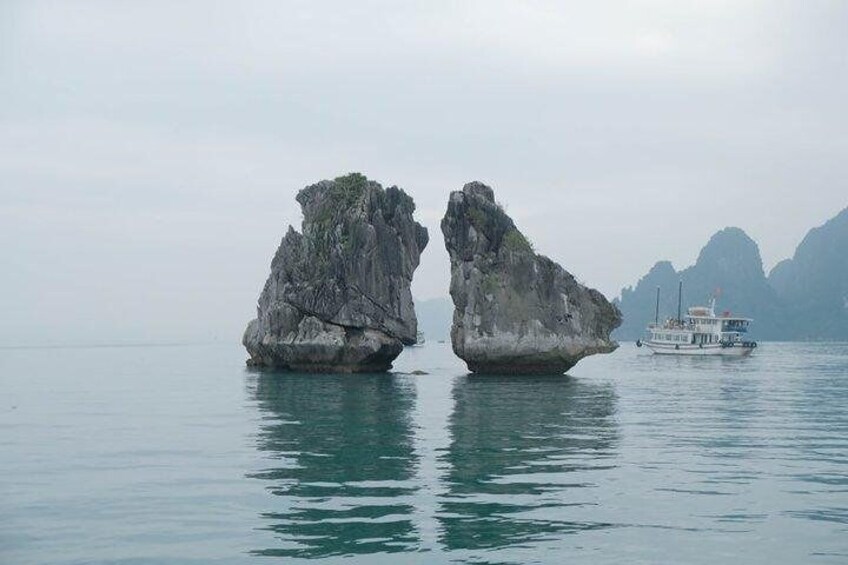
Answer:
655, 286, 660, 325
677, 280, 683, 323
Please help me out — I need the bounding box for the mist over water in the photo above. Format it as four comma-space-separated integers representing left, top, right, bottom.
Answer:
2, 342, 847, 564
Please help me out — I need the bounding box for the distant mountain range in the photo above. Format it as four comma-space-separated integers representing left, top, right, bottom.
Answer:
615, 207, 848, 341
767, 207, 848, 339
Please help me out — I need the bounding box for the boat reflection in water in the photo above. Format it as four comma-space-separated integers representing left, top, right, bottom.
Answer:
438, 375, 620, 552
247, 372, 419, 558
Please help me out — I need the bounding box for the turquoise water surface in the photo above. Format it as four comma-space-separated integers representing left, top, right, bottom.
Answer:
2, 342, 847, 564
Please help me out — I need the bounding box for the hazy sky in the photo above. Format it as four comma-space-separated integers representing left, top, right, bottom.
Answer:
2, 1, 846, 344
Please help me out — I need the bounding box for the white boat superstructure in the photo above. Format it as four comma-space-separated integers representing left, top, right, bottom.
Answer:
637, 286, 757, 357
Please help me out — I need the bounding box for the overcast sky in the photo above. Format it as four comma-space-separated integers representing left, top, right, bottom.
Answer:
2, 1, 846, 345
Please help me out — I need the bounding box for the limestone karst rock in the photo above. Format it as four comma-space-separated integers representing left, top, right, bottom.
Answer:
243, 173, 429, 372
441, 181, 621, 374
768, 207, 848, 339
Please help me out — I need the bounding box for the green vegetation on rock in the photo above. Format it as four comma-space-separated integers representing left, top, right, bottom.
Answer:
481, 273, 499, 295
468, 207, 489, 232
502, 229, 532, 253
332, 172, 368, 209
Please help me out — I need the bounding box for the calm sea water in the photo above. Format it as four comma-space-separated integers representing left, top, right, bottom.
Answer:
2, 341, 847, 564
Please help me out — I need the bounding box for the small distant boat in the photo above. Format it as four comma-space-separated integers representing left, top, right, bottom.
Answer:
415, 331, 426, 346
637, 282, 757, 357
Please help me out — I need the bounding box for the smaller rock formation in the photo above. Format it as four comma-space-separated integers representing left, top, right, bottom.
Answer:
244, 173, 429, 372
441, 182, 621, 374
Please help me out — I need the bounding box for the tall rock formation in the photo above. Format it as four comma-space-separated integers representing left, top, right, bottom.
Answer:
615, 227, 785, 340
768, 207, 848, 339
441, 182, 621, 374
243, 173, 429, 372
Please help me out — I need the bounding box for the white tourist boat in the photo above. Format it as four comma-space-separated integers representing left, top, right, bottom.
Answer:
637, 283, 757, 357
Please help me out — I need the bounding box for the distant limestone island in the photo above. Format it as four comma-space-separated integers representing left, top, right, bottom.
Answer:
615, 207, 848, 341
244, 174, 621, 374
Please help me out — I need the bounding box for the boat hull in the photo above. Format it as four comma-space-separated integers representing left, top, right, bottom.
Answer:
644, 342, 754, 357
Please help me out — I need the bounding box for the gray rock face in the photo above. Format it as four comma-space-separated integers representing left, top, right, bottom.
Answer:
244, 173, 429, 372
441, 182, 621, 374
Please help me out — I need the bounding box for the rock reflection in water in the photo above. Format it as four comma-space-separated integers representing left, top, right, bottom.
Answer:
438, 375, 619, 551
247, 372, 419, 558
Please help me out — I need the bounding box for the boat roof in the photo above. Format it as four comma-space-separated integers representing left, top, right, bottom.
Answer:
687, 314, 753, 322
